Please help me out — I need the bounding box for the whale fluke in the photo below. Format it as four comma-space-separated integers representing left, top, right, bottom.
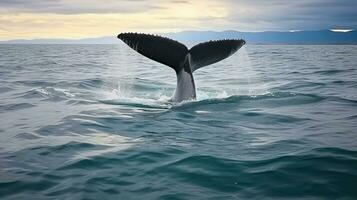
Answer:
117, 33, 245, 102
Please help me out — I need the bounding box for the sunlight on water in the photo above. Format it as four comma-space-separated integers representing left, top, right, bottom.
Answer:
2, 132, 141, 160
70, 133, 142, 160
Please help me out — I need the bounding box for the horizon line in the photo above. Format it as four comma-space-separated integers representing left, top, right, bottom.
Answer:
0, 29, 355, 42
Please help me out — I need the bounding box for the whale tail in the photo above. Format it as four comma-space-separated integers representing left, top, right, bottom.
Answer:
117, 33, 245, 73
117, 33, 245, 101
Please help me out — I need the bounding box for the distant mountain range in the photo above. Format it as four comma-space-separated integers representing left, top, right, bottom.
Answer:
1, 30, 356, 44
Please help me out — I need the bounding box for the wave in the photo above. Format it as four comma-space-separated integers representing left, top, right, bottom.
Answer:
3, 132, 141, 160
0, 86, 12, 94
143, 147, 357, 196
96, 89, 357, 111
314, 69, 355, 75
76, 78, 104, 89
0, 102, 35, 113
14, 78, 105, 90
16, 87, 76, 100
171, 92, 325, 109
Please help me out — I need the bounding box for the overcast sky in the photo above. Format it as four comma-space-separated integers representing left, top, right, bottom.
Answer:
0, 0, 356, 40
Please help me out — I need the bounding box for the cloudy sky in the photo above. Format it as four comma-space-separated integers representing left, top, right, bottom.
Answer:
0, 0, 356, 40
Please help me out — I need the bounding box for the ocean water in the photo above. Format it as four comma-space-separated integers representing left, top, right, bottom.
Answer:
0, 44, 357, 200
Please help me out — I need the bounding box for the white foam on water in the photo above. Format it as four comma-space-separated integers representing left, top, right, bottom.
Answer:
196, 90, 229, 101
33, 88, 50, 96
52, 88, 75, 97
33, 87, 76, 98
195, 110, 211, 114
99, 82, 173, 109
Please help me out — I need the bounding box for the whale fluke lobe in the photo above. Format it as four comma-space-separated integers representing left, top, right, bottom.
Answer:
117, 33, 188, 72
117, 32, 245, 102
189, 39, 245, 72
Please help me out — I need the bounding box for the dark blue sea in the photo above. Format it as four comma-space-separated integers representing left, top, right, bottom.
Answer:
1, 44, 357, 199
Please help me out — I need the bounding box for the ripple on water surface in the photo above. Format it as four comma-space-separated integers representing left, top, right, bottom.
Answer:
0, 44, 357, 199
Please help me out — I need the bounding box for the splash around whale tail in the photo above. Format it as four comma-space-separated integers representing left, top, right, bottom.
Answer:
117, 33, 245, 73
117, 33, 245, 102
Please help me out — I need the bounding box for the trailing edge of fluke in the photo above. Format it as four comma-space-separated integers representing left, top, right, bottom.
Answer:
117, 32, 245, 102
